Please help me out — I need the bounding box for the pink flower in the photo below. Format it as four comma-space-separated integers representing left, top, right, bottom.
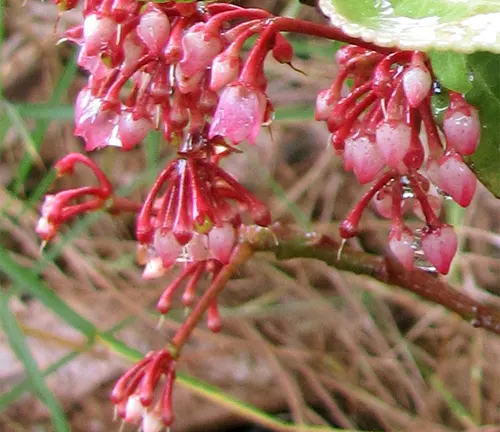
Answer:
209, 83, 267, 144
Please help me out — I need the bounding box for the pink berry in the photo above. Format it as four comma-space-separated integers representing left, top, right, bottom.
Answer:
443, 105, 480, 155
402, 64, 432, 108
375, 119, 411, 169
389, 229, 414, 270
421, 226, 458, 274
438, 152, 477, 207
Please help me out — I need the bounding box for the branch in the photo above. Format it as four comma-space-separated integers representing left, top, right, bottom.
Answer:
242, 224, 500, 336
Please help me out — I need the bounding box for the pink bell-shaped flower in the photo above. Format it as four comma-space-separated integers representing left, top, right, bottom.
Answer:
137, 5, 170, 55
438, 152, 477, 207
118, 112, 152, 150
375, 119, 411, 169
443, 104, 481, 156
180, 22, 222, 77
208, 223, 236, 264
209, 51, 241, 92
315, 88, 336, 121
346, 132, 385, 184
209, 83, 267, 144
82, 14, 116, 57
421, 225, 458, 274
389, 229, 414, 270
402, 64, 432, 108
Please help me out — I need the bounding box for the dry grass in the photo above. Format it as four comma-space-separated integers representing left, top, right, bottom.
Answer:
1, 1, 500, 432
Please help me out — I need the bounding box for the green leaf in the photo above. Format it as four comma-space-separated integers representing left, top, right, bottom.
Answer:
427, 51, 500, 197
429, 51, 472, 93
463, 52, 500, 197
0, 291, 70, 432
318, 0, 500, 53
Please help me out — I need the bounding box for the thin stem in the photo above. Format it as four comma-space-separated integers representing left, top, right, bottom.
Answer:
171, 243, 254, 352
244, 225, 500, 336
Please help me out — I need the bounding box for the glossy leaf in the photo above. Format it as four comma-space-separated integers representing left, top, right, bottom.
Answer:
318, 0, 500, 53
463, 52, 500, 197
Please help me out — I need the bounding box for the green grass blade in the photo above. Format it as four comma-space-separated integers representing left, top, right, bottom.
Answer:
14, 103, 74, 121
2, 99, 45, 167
0, 246, 97, 337
0, 290, 70, 432
14, 52, 79, 194
275, 104, 315, 121
0, 0, 4, 97
0, 351, 80, 411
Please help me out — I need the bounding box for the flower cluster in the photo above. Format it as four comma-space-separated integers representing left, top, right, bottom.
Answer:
60, 0, 282, 150
316, 47, 480, 274
39, 1, 484, 429
111, 350, 176, 432
44, 1, 294, 428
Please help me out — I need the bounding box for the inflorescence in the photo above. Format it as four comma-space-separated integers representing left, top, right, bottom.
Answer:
38, 1, 482, 429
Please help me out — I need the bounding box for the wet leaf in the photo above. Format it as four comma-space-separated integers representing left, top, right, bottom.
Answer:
319, 0, 500, 53
463, 52, 500, 197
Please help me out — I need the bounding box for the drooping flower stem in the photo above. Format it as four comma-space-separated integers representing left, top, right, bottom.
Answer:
240, 17, 394, 85
170, 242, 254, 352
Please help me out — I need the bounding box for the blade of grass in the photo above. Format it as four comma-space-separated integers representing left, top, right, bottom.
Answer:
14, 51, 79, 194
0, 0, 4, 97
0, 316, 135, 411
0, 246, 97, 338
0, 290, 70, 432
2, 99, 45, 168
14, 103, 74, 121
275, 104, 315, 121
0, 111, 11, 152
0, 351, 80, 411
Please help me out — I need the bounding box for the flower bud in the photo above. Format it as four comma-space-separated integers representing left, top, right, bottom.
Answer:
315, 88, 335, 121
272, 33, 293, 64
375, 119, 412, 169
180, 23, 222, 77
83, 14, 116, 57
209, 84, 267, 144
438, 152, 477, 207
118, 112, 152, 150
347, 132, 385, 184
137, 6, 171, 55
402, 64, 432, 108
208, 223, 236, 264
443, 104, 480, 156
209, 51, 240, 92
389, 229, 414, 270
421, 226, 458, 274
